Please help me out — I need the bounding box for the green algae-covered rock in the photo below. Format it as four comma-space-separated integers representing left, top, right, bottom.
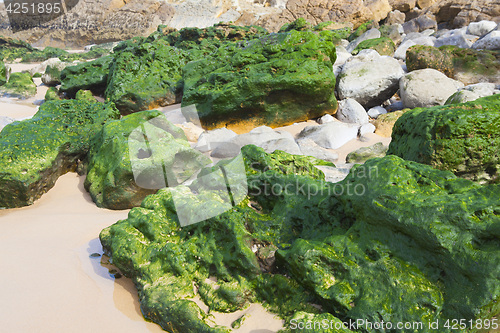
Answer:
352, 37, 395, 56
347, 20, 376, 42
181, 30, 338, 132
388, 94, 500, 184
85, 110, 211, 209
100, 144, 500, 332
406, 45, 500, 84
345, 142, 388, 163
75, 89, 95, 102
0, 36, 39, 62
105, 40, 191, 115
0, 61, 7, 86
0, 72, 37, 98
406, 44, 454, 77
44, 87, 60, 101
0, 100, 120, 208
60, 55, 114, 97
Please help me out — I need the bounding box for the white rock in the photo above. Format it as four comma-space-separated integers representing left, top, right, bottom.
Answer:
259, 138, 301, 155
41, 61, 73, 86
462, 82, 496, 98
211, 126, 299, 158
194, 128, 237, 152
445, 90, 480, 104
367, 106, 388, 119
467, 20, 498, 37
333, 46, 352, 76
0, 116, 14, 132
434, 29, 478, 48
359, 123, 376, 136
394, 36, 435, 59
472, 30, 500, 50
346, 28, 381, 53
318, 114, 335, 124
296, 138, 339, 163
28, 58, 61, 76
177, 122, 204, 142
400, 68, 464, 109
337, 50, 405, 108
336, 98, 369, 124
297, 122, 359, 149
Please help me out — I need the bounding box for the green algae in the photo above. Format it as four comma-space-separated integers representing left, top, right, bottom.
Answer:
104, 40, 191, 114
60, 55, 114, 97
0, 99, 120, 208
75, 89, 95, 101
0, 61, 8, 86
347, 21, 376, 42
100, 144, 500, 332
181, 30, 338, 131
352, 37, 395, 56
388, 94, 500, 184
44, 86, 60, 101
0, 72, 37, 98
85, 110, 211, 209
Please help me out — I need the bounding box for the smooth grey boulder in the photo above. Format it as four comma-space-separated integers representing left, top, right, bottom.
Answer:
400, 68, 464, 109
445, 90, 480, 104
434, 28, 478, 48
194, 128, 237, 153
211, 126, 299, 158
337, 50, 405, 108
462, 82, 496, 98
467, 20, 497, 37
297, 121, 359, 150
336, 98, 369, 124
367, 106, 387, 119
296, 138, 339, 163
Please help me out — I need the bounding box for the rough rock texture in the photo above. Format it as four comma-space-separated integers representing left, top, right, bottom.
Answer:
422, 0, 500, 28
181, 30, 338, 133
406, 45, 500, 85
0, 71, 36, 98
60, 55, 113, 97
388, 94, 500, 183
0, 99, 120, 208
256, 0, 389, 32
337, 50, 404, 108
0, 0, 175, 48
85, 110, 210, 209
472, 30, 500, 51
100, 145, 500, 332
399, 68, 464, 109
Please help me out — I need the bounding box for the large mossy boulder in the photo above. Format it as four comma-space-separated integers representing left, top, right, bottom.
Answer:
100, 145, 499, 332
181, 30, 338, 133
104, 40, 191, 115
388, 94, 500, 184
406, 45, 500, 85
85, 110, 211, 209
59, 55, 114, 97
0, 72, 37, 98
0, 100, 120, 208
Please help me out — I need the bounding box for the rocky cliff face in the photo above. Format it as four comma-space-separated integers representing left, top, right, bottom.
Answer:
0, 0, 497, 48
